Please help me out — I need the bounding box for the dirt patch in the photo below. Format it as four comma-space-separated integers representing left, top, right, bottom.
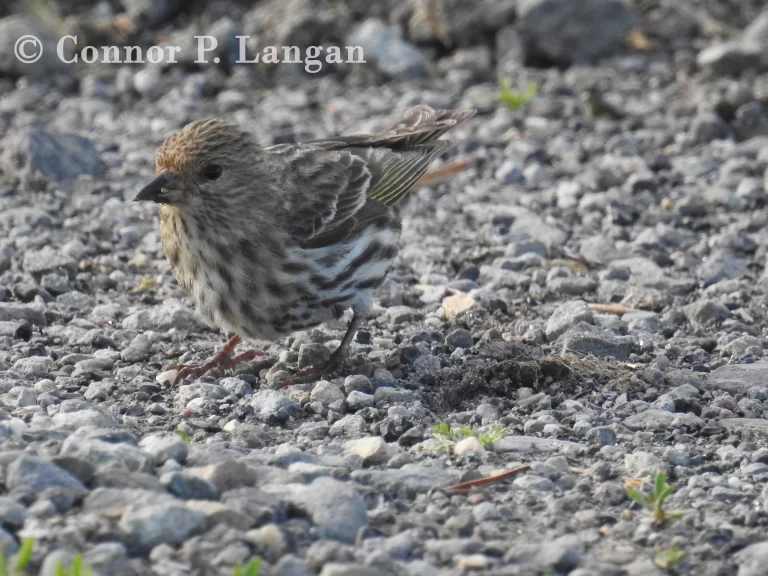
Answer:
424, 340, 639, 414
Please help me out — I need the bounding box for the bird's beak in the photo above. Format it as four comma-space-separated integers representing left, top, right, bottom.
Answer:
134, 171, 179, 204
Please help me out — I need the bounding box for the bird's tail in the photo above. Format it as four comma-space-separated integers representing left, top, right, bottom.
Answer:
392, 106, 476, 186
387, 105, 476, 145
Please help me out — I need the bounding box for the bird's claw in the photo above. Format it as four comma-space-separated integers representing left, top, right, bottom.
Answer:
166, 362, 210, 387
279, 365, 322, 388
166, 348, 265, 387
279, 354, 344, 388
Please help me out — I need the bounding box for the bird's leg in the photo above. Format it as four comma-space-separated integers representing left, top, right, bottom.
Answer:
167, 334, 264, 386
280, 312, 362, 387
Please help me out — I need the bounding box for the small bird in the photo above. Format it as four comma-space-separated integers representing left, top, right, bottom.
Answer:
134, 105, 475, 385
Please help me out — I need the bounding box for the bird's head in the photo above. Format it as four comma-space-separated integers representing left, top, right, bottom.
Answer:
134, 118, 259, 209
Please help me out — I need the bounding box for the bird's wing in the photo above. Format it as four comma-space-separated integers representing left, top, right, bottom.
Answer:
265, 105, 475, 248
302, 105, 476, 151
348, 141, 455, 206
272, 147, 373, 247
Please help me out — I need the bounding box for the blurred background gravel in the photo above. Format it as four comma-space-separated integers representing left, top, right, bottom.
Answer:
3, 0, 768, 575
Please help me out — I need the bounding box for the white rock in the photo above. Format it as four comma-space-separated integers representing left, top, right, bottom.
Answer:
624, 451, 666, 478
123, 415, 139, 427
344, 436, 395, 464
454, 436, 487, 458
156, 370, 178, 386
310, 380, 345, 405
186, 398, 205, 411
223, 420, 240, 433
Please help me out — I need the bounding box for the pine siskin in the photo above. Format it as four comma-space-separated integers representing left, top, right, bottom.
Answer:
134, 105, 475, 385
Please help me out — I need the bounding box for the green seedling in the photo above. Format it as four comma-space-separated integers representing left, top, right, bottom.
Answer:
0, 537, 35, 576
23, 0, 68, 35
431, 422, 509, 452
654, 545, 687, 572
478, 423, 510, 447
626, 472, 687, 526
233, 558, 261, 576
55, 554, 93, 576
175, 429, 191, 443
499, 78, 538, 111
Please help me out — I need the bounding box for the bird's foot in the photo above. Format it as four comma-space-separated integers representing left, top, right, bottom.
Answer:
165, 335, 264, 386
278, 366, 321, 387
279, 354, 344, 388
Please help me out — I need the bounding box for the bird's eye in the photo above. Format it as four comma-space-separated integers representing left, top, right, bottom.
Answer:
202, 164, 223, 181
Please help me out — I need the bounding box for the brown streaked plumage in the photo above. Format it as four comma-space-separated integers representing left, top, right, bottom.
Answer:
135, 105, 475, 385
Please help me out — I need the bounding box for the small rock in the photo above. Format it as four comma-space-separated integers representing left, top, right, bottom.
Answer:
138, 433, 188, 465
623, 410, 704, 431
330, 414, 367, 436
184, 500, 254, 531
156, 370, 178, 386
16, 388, 37, 408
624, 451, 666, 478
121, 301, 209, 332
118, 504, 207, 554
559, 323, 633, 361
5, 130, 101, 183
683, 299, 731, 328
299, 344, 331, 369
344, 437, 393, 465
691, 112, 732, 144
734, 541, 768, 576
188, 460, 258, 494
6, 455, 86, 492
495, 160, 525, 184
453, 436, 487, 458
385, 305, 423, 327
374, 387, 415, 406
517, 0, 638, 65
347, 19, 430, 81
251, 389, 301, 422
161, 471, 218, 501
546, 300, 594, 340
268, 477, 368, 544
440, 294, 478, 321
319, 565, 387, 576
548, 276, 597, 295
585, 427, 617, 446
346, 390, 375, 411
723, 335, 763, 358
121, 334, 153, 362
623, 311, 661, 333
707, 363, 768, 395
22, 246, 76, 277
344, 374, 373, 394
311, 380, 345, 405
513, 474, 555, 491
446, 328, 474, 349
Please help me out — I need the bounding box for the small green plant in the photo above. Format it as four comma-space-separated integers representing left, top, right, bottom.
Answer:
0, 537, 35, 576
55, 554, 93, 576
654, 545, 687, 572
498, 78, 538, 111
23, 0, 69, 35
626, 472, 687, 526
431, 422, 509, 452
233, 558, 261, 576
478, 423, 510, 447
175, 429, 191, 443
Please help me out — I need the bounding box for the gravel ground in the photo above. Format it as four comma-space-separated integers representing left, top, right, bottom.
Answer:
3, 0, 768, 575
